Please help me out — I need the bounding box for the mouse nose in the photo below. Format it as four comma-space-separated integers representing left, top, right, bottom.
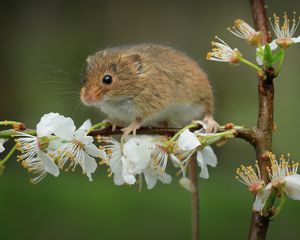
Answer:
81, 87, 102, 104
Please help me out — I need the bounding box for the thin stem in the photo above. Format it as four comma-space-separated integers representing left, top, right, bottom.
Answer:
0, 121, 23, 126
270, 193, 286, 220
0, 144, 17, 165
240, 57, 262, 72
276, 50, 285, 76
201, 130, 235, 142
0, 129, 36, 138
87, 122, 110, 134
189, 156, 199, 240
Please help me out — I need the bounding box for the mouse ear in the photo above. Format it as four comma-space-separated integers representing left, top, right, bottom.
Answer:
126, 54, 144, 74
86, 55, 93, 64
87, 50, 107, 64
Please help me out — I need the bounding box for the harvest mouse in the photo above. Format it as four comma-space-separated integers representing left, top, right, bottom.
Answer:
80, 43, 218, 138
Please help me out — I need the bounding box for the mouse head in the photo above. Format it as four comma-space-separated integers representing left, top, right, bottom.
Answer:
80, 49, 143, 106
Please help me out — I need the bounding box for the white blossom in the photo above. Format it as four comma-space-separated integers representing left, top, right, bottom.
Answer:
15, 113, 67, 182
269, 12, 300, 49
15, 113, 62, 183
104, 136, 172, 189
236, 161, 264, 193
228, 19, 261, 45
173, 129, 217, 179
36, 112, 75, 138
253, 154, 300, 212
207, 36, 242, 63
196, 146, 217, 179
55, 119, 107, 181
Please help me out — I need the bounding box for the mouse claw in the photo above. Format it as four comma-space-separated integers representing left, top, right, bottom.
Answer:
121, 119, 142, 141
102, 119, 122, 132
203, 115, 219, 133
112, 124, 117, 132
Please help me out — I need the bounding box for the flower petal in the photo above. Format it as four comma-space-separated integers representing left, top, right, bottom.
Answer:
170, 153, 187, 177
293, 35, 300, 43
143, 169, 157, 190
283, 174, 300, 200
121, 156, 136, 184
122, 136, 155, 173
157, 172, 172, 184
201, 146, 217, 167
269, 40, 278, 50
46, 139, 63, 154
51, 116, 76, 140
108, 142, 125, 185
85, 143, 107, 159
256, 55, 263, 66
36, 113, 76, 139
38, 151, 59, 177
78, 119, 92, 132
0, 138, 7, 153
36, 112, 61, 137
81, 152, 98, 181
143, 168, 171, 190
73, 129, 94, 145
178, 129, 201, 151
196, 151, 209, 179
253, 188, 272, 212
179, 177, 193, 192
170, 153, 181, 168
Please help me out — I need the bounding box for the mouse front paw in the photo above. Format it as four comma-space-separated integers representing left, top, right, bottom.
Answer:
102, 119, 123, 132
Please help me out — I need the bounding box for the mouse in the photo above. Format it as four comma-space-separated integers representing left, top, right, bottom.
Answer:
80, 43, 219, 139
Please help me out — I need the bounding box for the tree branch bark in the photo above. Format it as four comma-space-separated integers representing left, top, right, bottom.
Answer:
189, 157, 199, 240
250, 0, 271, 44
248, 1, 275, 239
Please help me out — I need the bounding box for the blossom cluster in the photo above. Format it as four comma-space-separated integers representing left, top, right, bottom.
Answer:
207, 12, 300, 73
236, 153, 300, 215
0, 113, 234, 190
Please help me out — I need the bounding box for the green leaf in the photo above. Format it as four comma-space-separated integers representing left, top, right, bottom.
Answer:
271, 49, 284, 64
263, 43, 273, 67
270, 192, 286, 220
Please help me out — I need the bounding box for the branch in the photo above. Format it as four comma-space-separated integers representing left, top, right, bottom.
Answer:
89, 126, 201, 137
89, 125, 256, 142
249, 0, 271, 44
189, 157, 199, 240
249, 1, 275, 239
0, 124, 255, 145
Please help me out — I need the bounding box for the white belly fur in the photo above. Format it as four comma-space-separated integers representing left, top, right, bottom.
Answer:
99, 99, 204, 128
144, 103, 204, 127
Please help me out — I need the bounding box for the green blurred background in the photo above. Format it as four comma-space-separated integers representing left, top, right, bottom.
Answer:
1, 0, 300, 239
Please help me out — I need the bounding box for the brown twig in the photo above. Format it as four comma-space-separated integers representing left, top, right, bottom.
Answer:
248, 1, 275, 239
89, 125, 255, 141
89, 126, 201, 137
250, 0, 271, 44
189, 157, 199, 240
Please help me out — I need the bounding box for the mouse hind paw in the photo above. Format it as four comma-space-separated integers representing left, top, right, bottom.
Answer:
202, 115, 219, 133
121, 119, 142, 141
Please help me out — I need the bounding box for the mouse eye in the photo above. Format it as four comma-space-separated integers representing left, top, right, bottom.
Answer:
102, 75, 113, 84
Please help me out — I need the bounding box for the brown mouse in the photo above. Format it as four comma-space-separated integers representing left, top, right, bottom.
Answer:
80, 43, 218, 138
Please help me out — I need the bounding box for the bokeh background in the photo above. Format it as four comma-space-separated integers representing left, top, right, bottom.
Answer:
1, 0, 300, 239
